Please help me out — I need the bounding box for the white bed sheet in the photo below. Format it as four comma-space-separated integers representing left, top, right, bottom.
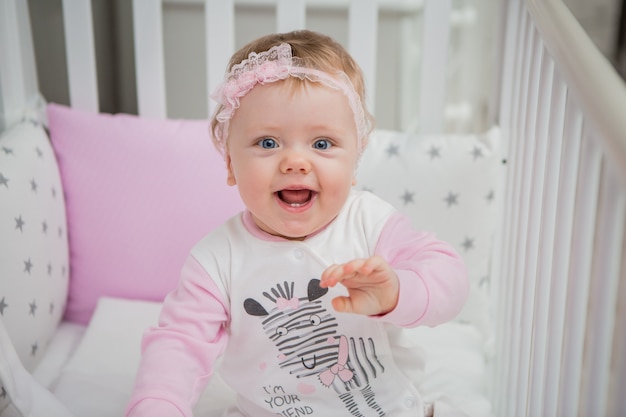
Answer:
31, 323, 86, 391
29, 297, 492, 417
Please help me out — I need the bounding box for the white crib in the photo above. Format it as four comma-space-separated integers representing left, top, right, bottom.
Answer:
0, 0, 625, 416
491, 1, 626, 416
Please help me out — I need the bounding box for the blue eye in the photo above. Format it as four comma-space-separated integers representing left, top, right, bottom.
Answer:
258, 138, 278, 149
313, 139, 332, 150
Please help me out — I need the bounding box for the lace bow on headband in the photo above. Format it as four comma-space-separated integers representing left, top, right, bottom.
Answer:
210, 43, 370, 155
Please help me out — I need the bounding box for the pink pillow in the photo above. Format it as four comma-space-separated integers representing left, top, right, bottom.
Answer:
47, 104, 244, 324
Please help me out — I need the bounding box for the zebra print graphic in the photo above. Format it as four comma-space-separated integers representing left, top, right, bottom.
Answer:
244, 279, 387, 416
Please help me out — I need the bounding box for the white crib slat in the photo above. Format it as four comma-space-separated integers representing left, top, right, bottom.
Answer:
508, 5, 528, 147
557, 127, 602, 417
497, 0, 521, 147
132, 0, 167, 118
492, 0, 524, 396
504, 13, 535, 416
494, 6, 529, 413
418, 0, 450, 135
514, 25, 544, 416
485, 1, 516, 328
526, 48, 557, 417
542, 88, 582, 417
0, 0, 27, 130
17, 1, 39, 97
15, 0, 39, 104
609, 261, 626, 415
276, 0, 306, 32
580, 162, 625, 416
348, 0, 378, 115
206, 0, 234, 116
61, 0, 98, 112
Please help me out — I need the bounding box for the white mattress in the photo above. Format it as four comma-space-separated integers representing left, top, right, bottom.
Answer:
21, 297, 493, 417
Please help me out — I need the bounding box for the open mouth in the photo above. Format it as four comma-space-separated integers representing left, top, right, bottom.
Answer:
277, 189, 317, 207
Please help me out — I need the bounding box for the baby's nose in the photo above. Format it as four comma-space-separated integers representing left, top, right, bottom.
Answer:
280, 151, 311, 174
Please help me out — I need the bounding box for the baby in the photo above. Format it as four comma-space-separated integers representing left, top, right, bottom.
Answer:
125, 29, 469, 417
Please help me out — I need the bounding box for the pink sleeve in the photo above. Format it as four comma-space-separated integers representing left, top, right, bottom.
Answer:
125, 255, 229, 417
374, 212, 469, 328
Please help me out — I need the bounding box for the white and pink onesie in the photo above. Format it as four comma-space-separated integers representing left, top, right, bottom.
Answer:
125, 190, 469, 417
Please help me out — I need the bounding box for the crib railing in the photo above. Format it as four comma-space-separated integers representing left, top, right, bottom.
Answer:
1, 0, 488, 134
491, 0, 626, 416
57, 0, 457, 135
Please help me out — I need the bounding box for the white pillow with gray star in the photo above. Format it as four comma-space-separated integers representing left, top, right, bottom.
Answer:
0, 121, 69, 391
357, 128, 503, 331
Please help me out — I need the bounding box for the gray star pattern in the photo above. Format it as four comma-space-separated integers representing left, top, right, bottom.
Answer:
24, 258, 33, 274
486, 190, 494, 203
444, 192, 459, 207
1, 386, 6, 399
401, 190, 415, 205
428, 146, 441, 159
29, 300, 37, 316
386, 144, 399, 157
461, 237, 474, 251
1, 124, 71, 374
0, 297, 8, 315
15, 216, 25, 231
471, 146, 484, 160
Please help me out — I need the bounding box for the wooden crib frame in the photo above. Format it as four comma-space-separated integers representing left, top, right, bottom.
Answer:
1, 0, 625, 416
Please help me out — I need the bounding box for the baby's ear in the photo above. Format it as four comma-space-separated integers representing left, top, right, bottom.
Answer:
225, 153, 237, 186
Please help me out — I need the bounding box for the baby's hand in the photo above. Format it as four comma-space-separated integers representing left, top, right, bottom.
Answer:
319, 255, 399, 316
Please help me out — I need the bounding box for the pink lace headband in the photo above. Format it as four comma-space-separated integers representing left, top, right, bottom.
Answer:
210, 43, 371, 156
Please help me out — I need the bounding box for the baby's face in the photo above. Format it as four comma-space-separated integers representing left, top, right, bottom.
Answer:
225, 81, 359, 240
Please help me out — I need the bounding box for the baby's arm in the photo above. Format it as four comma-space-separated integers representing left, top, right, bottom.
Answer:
125, 255, 229, 417
320, 212, 468, 327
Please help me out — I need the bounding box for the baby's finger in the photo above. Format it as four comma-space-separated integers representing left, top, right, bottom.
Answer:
339, 259, 366, 275
331, 294, 381, 316
320, 259, 365, 287
339, 258, 383, 285
331, 296, 353, 314
320, 263, 345, 287
364, 255, 388, 271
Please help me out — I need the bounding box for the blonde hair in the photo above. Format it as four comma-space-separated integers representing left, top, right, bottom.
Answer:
210, 30, 374, 151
